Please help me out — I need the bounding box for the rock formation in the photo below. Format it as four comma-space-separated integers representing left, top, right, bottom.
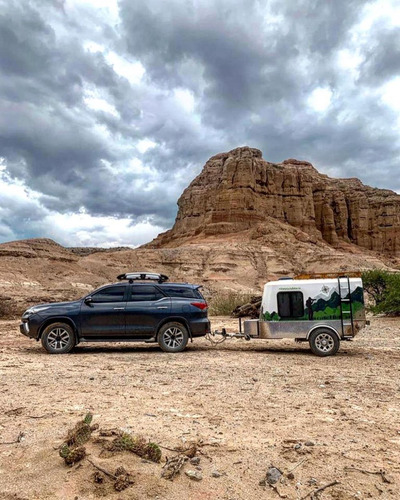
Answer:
150, 146, 400, 255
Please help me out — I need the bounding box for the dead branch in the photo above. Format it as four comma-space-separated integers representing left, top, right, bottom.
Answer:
161, 454, 188, 480
86, 458, 117, 479
159, 444, 181, 453
0, 432, 24, 445
288, 458, 307, 473
301, 480, 340, 499
27, 413, 55, 419
344, 466, 391, 484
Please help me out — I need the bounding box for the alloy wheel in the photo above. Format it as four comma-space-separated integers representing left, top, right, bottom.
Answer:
47, 328, 71, 351
163, 327, 184, 349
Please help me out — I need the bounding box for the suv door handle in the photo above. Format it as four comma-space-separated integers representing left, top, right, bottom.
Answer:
113, 307, 125, 310
157, 306, 168, 309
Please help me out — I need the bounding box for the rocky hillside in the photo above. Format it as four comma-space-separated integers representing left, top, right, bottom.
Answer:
0, 147, 399, 315
150, 147, 400, 255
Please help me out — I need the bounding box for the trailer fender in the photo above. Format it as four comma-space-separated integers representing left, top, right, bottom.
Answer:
307, 324, 340, 341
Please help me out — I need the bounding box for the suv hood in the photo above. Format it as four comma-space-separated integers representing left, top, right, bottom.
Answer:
23, 300, 82, 316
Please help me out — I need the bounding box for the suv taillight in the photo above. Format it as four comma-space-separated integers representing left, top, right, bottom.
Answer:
191, 302, 208, 310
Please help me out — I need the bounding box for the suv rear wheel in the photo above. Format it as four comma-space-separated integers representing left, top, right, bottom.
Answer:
41, 322, 75, 354
158, 322, 189, 353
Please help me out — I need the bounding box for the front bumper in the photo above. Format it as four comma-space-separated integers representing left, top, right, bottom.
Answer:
20, 321, 30, 337
19, 315, 41, 339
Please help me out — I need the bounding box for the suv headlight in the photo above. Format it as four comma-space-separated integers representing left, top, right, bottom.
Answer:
24, 306, 50, 316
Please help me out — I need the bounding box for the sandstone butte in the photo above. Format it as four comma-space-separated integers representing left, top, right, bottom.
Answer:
149, 146, 400, 255
0, 146, 399, 312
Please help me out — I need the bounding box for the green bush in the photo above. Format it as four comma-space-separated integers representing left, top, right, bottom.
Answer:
362, 270, 400, 315
209, 291, 254, 316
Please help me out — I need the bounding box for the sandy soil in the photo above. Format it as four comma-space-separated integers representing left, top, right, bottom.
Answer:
1, 316, 400, 499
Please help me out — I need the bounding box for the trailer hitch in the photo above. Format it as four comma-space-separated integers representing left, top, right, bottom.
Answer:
208, 329, 251, 342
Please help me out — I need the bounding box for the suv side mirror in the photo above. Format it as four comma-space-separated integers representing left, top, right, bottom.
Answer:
84, 296, 93, 305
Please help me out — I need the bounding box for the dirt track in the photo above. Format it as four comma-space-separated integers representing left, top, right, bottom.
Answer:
1, 316, 400, 499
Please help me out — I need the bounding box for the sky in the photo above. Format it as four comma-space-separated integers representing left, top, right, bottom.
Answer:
0, 0, 400, 247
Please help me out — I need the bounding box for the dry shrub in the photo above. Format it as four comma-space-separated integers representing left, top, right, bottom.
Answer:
209, 291, 254, 316
0, 297, 17, 319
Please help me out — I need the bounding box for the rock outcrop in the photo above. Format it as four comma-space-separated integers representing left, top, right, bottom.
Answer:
150, 147, 400, 255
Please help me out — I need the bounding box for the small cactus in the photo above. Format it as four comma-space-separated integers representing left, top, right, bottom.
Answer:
64, 446, 86, 465
59, 444, 86, 465
59, 444, 70, 459
109, 433, 161, 463
144, 442, 162, 463
60, 413, 95, 467
66, 417, 93, 447
84, 413, 93, 425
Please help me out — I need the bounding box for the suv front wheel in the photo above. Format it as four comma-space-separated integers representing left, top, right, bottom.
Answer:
41, 322, 76, 354
158, 322, 189, 353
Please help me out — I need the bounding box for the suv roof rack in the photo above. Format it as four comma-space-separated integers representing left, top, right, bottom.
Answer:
117, 272, 169, 284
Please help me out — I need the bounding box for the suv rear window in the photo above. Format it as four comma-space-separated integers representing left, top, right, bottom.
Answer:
161, 286, 204, 299
129, 285, 165, 302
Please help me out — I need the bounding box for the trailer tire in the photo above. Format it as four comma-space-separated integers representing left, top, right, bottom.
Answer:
309, 329, 339, 357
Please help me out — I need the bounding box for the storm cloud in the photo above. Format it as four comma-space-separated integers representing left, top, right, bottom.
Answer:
0, 0, 399, 246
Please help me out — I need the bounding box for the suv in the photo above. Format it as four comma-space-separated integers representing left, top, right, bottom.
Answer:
20, 272, 210, 354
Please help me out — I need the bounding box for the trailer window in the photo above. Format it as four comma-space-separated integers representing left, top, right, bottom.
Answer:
277, 292, 304, 318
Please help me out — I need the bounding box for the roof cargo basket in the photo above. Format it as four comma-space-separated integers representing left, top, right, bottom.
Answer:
294, 272, 362, 280
117, 272, 169, 284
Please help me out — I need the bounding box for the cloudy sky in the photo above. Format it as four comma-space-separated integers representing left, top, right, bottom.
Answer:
1, 0, 399, 247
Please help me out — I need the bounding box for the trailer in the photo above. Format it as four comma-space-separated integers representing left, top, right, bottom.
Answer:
210, 275, 367, 356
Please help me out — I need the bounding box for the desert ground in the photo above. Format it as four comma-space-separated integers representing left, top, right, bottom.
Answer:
0, 316, 400, 500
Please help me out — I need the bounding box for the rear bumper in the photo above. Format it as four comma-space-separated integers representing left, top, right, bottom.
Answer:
190, 318, 211, 337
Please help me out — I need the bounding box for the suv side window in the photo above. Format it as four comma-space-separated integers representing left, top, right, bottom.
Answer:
129, 285, 165, 302
92, 286, 126, 303
161, 286, 203, 299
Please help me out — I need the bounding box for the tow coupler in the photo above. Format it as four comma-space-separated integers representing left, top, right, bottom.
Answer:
206, 318, 253, 345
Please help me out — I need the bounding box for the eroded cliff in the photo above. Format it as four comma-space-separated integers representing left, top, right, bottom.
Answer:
151, 147, 400, 255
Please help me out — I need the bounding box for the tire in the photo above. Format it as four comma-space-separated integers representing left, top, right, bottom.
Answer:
309, 329, 340, 357
41, 322, 76, 354
158, 322, 189, 353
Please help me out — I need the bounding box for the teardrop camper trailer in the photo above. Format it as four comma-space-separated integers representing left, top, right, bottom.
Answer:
212, 275, 367, 356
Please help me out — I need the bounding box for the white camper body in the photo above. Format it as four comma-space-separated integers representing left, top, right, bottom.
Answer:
213, 275, 367, 356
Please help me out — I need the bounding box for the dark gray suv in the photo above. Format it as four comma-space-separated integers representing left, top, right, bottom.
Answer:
20, 273, 210, 354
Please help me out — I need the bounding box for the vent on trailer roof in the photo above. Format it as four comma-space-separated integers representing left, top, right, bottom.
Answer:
117, 272, 169, 283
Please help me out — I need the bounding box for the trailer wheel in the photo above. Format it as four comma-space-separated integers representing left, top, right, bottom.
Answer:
309, 329, 339, 357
